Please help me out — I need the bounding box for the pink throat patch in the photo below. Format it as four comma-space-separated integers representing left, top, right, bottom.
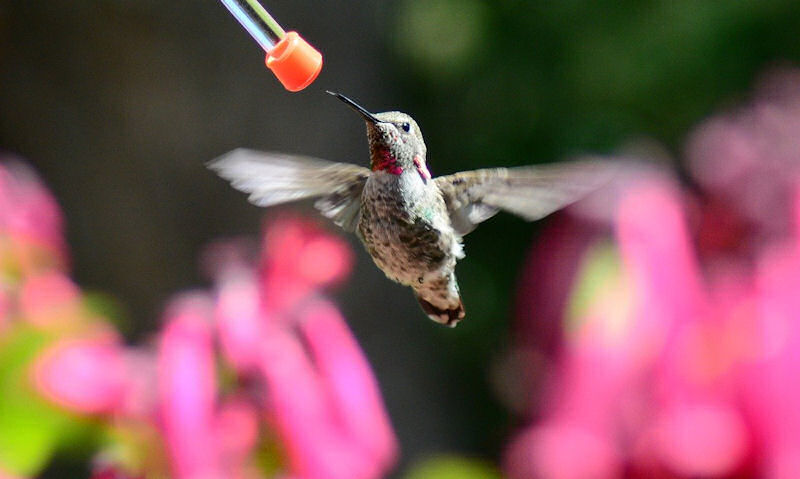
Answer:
372, 151, 431, 180
373, 150, 403, 175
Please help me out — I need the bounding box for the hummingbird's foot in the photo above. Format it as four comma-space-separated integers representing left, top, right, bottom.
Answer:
444, 316, 462, 328
416, 295, 465, 327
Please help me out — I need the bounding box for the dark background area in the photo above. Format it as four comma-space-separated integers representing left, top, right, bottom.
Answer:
2, 1, 800, 476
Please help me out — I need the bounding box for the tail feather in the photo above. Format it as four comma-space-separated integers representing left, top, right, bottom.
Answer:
416, 295, 465, 327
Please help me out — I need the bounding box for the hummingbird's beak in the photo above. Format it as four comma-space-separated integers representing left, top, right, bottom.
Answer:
326, 91, 380, 124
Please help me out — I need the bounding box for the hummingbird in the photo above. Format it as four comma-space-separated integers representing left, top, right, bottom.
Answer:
209, 91, 613, 327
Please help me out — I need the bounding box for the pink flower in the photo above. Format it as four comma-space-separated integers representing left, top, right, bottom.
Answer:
507, 68, 800, 479
18, 271, 81, 328
254, 217, 396, 479
256, 301, 397, 479
202, 219, 397, 479
259, 217, 353, 314
157, 293, 220, 479
0, 158, 67, 268
199, 217, 394, 479
117, 349, 159, 420
215, 396, 260, 477
686, 67, 800, 241
649, 402, 749, 477
737, 235, 800, 479
298, 300, 398, 473
0, 156, 395, 479
31, 332, 127, 415
258, 321, 352, 479
505, 423, 621, 479
214, 267, 264, 372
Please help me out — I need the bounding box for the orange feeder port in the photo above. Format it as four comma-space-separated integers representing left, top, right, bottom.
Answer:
266, 31, 323, 92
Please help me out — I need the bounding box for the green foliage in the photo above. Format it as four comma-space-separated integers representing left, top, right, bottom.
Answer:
404, 455, 502, 479
393, 0, 800, 173
395, 0, 489, 79
0, 327, 92, 475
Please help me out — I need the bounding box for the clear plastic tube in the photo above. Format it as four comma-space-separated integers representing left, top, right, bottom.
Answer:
220, 0, 285, 52
219, 0, 322, 91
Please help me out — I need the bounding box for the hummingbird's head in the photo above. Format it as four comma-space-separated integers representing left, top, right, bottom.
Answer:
328, 91, 430, 181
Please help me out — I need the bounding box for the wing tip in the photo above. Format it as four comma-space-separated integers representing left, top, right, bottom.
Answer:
206, 148, 253, 172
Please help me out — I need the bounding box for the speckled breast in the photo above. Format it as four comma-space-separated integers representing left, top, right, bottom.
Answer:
357, 174, 453, 285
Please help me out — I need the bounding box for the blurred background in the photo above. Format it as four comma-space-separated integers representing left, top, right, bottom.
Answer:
3, 1, 800, 478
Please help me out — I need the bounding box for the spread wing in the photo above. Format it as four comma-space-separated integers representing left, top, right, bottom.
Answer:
435, 159, 616, 235
208, 149, 370, 232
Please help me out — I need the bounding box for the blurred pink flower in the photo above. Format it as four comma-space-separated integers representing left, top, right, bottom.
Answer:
117, 349, 159, 420
203, 218, 396, 479
0, 158, 70, 336
259, 217, 353, 314
214, 396, 260, 477
298, 300, 397, 471
505, 423, 621, 479
687, 67, 800, 243
0, 156, 394, 478
215, 267, 264, 372
506, 176, 760, 479
0, 158, 67, 268
737, 239, 800, 479
507, 68, 800, 479
257, 298, 396, 479
258, 320, 352, 479
31, 332, 127, 415
206, 219, 397, 479
157, 293, 221, 479
18, 271, 81, 328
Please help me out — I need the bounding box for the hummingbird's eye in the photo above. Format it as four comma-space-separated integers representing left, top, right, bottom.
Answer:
400, 122, 411, 133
